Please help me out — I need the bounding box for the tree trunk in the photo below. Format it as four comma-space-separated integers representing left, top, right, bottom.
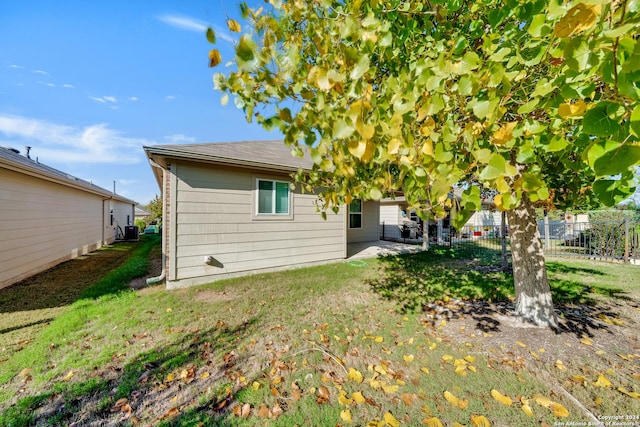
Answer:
506, 194, 558, 328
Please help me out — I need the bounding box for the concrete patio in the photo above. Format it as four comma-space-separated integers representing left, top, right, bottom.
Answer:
347, 240, 424, 260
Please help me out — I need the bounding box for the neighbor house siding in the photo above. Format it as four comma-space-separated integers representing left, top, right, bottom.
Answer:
0, 168, 106, 289
347, 200, 380, 243
167, 162, 345, 287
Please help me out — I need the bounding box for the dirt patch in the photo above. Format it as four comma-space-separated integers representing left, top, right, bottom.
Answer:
0, 242, 139, 363
192, 289, 238, 303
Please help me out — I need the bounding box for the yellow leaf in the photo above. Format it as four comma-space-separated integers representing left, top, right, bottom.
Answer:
166, 373, 175, 382
618, 387, 640, 399
352, 391, 366, 404
491, 122, 517, 145
464, 356, 476, 363
571, 375, 587, 384
339, 391, 353, 406
383, 411, 400, 427
593, 374, 612, 388
551, 402, 569, 417
468, 365, 477, 373
554, 3, 601, 38
251, 381, 260, 390
421, 367, 430, 375
558, 100, 586, 118
62, 370, 74, 381
382, 384, 399, 394
401, 393, 416, 406
491, 389, 513, 406
555, 360, 567, 371
422, 417, 444, 427
403, 354, 415, 363
340, 409, 352, 423
515, 341, 527, 348
521, 404, 534, 416
226, 18, 241, 32
374, 335, 384, 343
444, 391, 459, 406
580, 337, 593, 346
200, 372, 210, 380
442, 355, 453, 362
533, 394, 553, 408
457, 398, 469, 409
348, 367, 364, 383
388, 138, 402, 155
470, 414, 491, 427
454, 365, 467, 376
208, 49, 222, 68
429, 342, 437, 350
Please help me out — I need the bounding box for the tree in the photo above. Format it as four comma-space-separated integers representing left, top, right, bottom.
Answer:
209, 0, 640, 327
144, 195, 163, 223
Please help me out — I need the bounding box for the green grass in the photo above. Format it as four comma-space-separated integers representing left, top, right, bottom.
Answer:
1, 242, 638, 426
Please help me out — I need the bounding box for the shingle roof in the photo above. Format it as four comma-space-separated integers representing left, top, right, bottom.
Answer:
143, 140, 313, 172
0, 146, 136, 203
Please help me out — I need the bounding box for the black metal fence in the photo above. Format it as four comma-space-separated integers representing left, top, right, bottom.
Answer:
379, 219, 640, 264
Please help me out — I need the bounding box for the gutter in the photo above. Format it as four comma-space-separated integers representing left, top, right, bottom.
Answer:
146, 159, 167, 285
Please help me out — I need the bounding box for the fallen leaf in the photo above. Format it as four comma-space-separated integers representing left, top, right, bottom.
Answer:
163, 407, 179, 419
403, 354, 415, 363
18, 368, 32, 377
384, 411, 400, 427
421, 367, 430, 374
422, 417, 444, 427
593, 374, 612, 388
444, 391, 460, 407
533, 394, 553, 408
457, 398, 469, 409
491, 389, 513, 406
571, 375, 587, 384
555, 360, 567, 371
271, 403, 283, 418
551, 403, 569, 417
521, 404, 534, 416
442, 355, 453, 362
341, 409, 352, 423
401, 393, 416, 406
348, 367, 364, 383
63, 370, 74, 381
317, 385, 331, 403
464, 356, 476, 363
257, 404, 270, 418
470, 414, 491, 426
618, 387, 640, 399
352, 391, 366, 404
515, 341, 527, 348
200, 371, 210, 380
580, 337, 593, 346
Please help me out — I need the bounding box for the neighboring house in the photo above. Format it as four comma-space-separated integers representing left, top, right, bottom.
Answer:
380, 190, 499, 242
143, 140, 379, 289
0, 146, 136, 289
135, 205, 151, 222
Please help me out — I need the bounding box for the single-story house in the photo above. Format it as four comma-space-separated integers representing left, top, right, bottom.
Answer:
380, 190, 501, 242
0, 146, 136, 289
143, 140, 380, 289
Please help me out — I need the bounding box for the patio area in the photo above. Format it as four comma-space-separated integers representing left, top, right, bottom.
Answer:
347, 240, 424, 260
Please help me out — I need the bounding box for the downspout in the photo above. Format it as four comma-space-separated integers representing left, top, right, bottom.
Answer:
146, 159, 167, 285
101, 194, 113, 245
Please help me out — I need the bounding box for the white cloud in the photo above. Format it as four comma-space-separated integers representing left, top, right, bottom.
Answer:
63, 84, 75, 89
103, 96, 117, 103
210, 24, 236, 45
129, 96, 139, 102
33, 70, 48, 75
157, 14, 207, 32
9, 64, 23, 69
164, 134, 197, 144
0, 114, 156, 164
89, 95, 118, 104
165, 95, 176, 101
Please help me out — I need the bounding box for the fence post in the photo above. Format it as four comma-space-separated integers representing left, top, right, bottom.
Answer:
382, 221, 385, 240
624, 217, 630, 263
501, 211, 508, 270
544, 210, 550, 250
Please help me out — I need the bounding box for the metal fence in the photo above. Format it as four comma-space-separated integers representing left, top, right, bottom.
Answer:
538, 220, 640, 262
379, 219, 640, 264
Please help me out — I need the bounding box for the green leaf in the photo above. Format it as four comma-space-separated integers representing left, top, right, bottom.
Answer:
547, 135, 568, 152
517, 98, 539, 114
593, 179, 636, 206
522, 172, 545, 192
583, 102, 622, 137
593, 143, 640, 176
332, 120, 355, 139
350, 55, 370, 80
236, 35, 258, 69
630, 105, 640, 137
206, 27, 216, 44
369, 187, 383, 200
479, 153, 506, 181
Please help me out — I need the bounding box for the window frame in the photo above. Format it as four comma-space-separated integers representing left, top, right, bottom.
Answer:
253, 177, 293, 220
348, 199, 362, 229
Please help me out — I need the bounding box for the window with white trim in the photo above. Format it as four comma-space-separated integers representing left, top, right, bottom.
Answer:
349, 199, 362, 229
257, 179, 290, 215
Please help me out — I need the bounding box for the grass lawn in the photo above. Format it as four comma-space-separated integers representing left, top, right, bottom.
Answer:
0, 239, 638, 426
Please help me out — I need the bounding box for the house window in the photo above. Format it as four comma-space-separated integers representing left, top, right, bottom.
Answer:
257, 179, 290, 215
349, 199, 362, 229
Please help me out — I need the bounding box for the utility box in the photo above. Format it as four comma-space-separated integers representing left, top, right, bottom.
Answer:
125, 225, 139, 241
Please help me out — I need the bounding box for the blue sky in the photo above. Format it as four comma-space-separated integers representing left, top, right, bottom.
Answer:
0, 0, 277, 205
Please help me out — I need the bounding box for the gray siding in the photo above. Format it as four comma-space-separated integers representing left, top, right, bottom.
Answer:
347, 200, 380, 243
168, 162, 345, 287
0, 169, 108, 288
